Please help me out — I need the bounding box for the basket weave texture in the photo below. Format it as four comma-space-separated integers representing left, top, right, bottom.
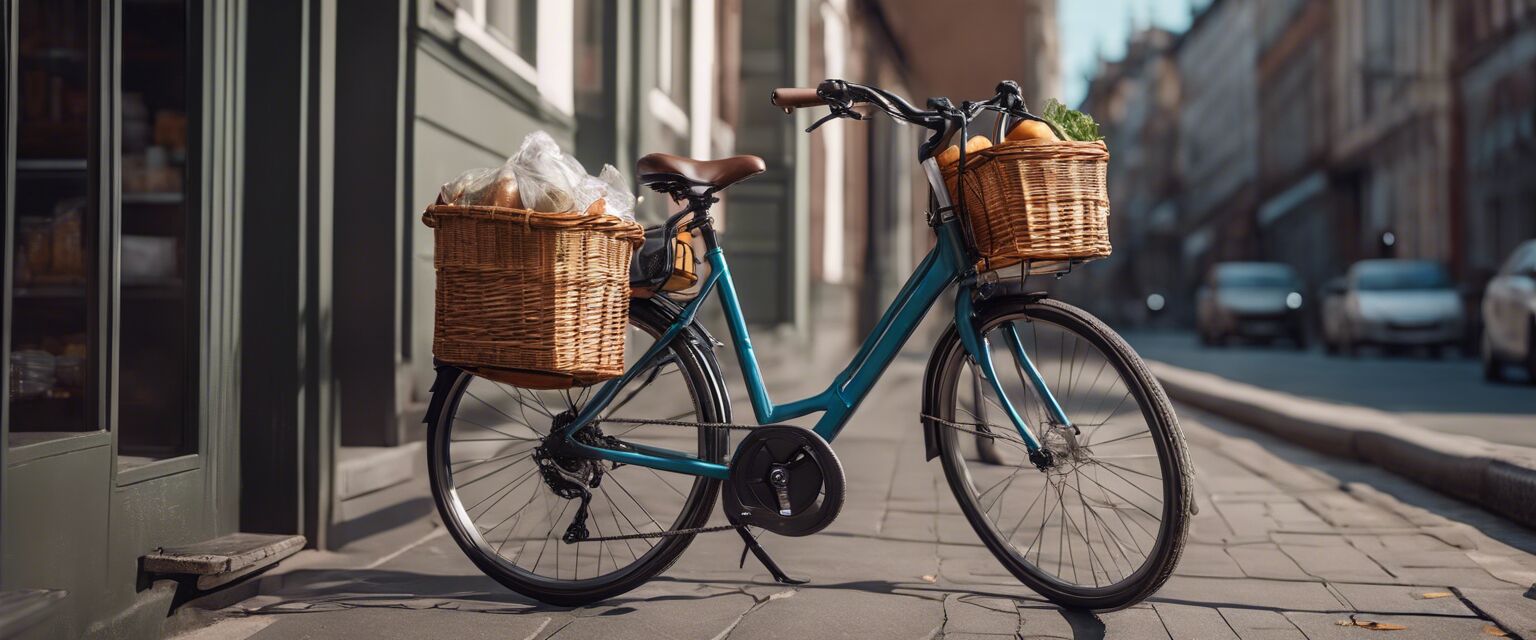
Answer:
942, 139, 1112, 270
423, 203, 645, 389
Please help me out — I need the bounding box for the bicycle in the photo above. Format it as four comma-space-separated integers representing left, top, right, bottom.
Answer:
423, 79, 1192, 611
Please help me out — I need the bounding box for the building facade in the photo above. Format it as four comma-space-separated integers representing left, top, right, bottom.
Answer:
1175, 0, 1260, 294
1073, 28, 1182, 326
2, 0, 1058, 636
1453, 0, 1536, 283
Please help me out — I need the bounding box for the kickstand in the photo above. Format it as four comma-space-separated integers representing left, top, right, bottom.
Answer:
733, 524, 807, 585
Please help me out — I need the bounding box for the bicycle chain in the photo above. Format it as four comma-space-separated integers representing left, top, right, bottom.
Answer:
559, 416, 758, 543
564, 415, 1035, 543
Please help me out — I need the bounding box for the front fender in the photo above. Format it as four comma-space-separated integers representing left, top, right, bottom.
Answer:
921, 290, 1048, 460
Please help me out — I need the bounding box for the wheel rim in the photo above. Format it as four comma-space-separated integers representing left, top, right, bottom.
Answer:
432, 321, 720, 587
944, 310, 1176, 594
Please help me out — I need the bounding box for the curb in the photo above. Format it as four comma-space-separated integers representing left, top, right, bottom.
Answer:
1148, 361, 1536, 530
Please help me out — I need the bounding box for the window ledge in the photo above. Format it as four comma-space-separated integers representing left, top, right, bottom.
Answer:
416, 18, 576, 130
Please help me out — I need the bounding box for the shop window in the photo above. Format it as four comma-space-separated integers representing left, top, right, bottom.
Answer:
6, 0, 197, 462
9, 0, 97, 444
117, 0, 195, 465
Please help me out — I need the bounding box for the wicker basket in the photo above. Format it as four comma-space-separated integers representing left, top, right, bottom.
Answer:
941, 139, 1112, 271
423, 202, 645, 389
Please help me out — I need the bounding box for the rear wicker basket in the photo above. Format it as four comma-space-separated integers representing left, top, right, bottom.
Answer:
942, 139, 1112, 271
423, 203, 645, 389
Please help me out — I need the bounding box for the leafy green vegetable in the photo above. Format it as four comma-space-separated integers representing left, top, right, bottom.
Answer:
1040, 99, 1103, 142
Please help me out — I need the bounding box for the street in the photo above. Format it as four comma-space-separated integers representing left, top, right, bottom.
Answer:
1123, 332, 1536, 448
184, 348, 1536, 640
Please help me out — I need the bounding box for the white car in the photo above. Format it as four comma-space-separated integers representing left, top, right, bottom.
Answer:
1322, 260, 1465, 357
1196, 262, 1307, 348
1481, 240, 1536, 382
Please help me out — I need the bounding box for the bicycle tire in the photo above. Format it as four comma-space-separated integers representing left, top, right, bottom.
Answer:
427, 299, 730, 606
928, 296, 1191, 611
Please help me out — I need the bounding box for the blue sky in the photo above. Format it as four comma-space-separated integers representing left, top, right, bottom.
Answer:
1058, 0, 1200, 106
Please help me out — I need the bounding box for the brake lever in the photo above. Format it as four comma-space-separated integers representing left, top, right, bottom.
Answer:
804, 105, 863, 133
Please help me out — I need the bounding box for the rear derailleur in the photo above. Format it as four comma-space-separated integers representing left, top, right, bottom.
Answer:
533, 410, 628, 544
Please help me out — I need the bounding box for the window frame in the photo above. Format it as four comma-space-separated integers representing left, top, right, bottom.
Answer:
452, 0, 574, 114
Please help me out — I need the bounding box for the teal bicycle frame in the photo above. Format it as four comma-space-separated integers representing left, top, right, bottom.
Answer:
560, 162, 1073, 481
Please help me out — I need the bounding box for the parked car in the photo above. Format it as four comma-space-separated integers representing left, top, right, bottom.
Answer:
1481, 240, 1536, 382
1196, 262, 1307, 348
1321, 259, 1464, 357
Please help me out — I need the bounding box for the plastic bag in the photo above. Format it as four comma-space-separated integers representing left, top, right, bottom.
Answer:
511, 131, 594, 213
597, 164, 636, 224
438, 167, 495, 205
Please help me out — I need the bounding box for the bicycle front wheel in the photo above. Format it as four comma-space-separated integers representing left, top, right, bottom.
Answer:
928, 297, 1191, 611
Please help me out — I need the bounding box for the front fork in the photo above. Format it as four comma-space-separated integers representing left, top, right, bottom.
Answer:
953, 290, 1075, 468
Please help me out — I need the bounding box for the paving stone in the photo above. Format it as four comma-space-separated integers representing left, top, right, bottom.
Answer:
1296, 494, 1413, 529
1016, 601, 1097, 639
728, 589, 942, 640
1100, 604, 1172, 639
1152, 602, 1238, 639
1279, 545, 1396, 582
1384, 567, 1514, 589
1217, 608, 1306, 640
544, 589, 756, 640
1155, 576, 1346, 611
940, 593, 1019, 636
1225, 544, 1312, 581
1364, 549, 1481, 570
1284, 611, 1499, 640
1173, 543, 1247, 578
1457, 588, 1536, 637
1328, 583, 1475, 616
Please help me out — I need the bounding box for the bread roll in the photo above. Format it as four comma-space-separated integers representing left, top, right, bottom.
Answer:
1006, 119, 1059, 142
936, 135, 994, 167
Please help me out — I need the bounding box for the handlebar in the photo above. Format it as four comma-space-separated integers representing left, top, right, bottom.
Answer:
770, 87, 826, 111
770, 79, 1034, 161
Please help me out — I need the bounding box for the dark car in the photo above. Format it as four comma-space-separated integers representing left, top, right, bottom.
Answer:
1196, 262, 1307, 348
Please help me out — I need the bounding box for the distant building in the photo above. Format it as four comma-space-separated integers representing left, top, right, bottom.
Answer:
1452, 0, 1536, 282
1327, 0, 1456, 265
1175, 0, 1260, 290
1254, 0, 1338, 298
1074, 28, 1182, 326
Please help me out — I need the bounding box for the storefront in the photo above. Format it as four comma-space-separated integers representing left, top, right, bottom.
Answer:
1, 0, 815, 635
3, 0, 256, 637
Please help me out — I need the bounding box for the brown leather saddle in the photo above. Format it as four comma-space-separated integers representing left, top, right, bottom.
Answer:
635, 152, 766, 195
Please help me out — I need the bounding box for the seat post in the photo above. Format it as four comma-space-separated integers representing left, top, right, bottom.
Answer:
686, 195, 723, 252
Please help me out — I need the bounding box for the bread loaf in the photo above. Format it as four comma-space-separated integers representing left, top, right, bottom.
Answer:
1006, 119, 1059, 142
936, 135, 994, 167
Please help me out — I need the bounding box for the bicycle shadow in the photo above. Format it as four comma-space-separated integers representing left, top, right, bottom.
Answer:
240, 568, 1117, 638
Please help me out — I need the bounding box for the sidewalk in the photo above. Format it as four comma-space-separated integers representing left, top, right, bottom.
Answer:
179, 348, 1536, 639
1122, 331, 1536, 447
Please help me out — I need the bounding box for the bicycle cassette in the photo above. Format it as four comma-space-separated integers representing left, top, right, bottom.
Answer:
724, 426, 844, 537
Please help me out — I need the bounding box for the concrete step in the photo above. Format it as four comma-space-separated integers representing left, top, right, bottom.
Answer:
142, 533, 306, 590
335, 442, 425, 502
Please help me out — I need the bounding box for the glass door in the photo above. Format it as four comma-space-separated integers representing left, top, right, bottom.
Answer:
116, 0, 195, 467
6, 0, 199, 466
8, 0, 99, 445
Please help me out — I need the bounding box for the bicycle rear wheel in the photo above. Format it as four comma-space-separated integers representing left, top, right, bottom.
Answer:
928, 297, 1191, 611
426, 300, 728, 606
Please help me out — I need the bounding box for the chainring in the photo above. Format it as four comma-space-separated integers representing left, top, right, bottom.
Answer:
724, 426, 844, 537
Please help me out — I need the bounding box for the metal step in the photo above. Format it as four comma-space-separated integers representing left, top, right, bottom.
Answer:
142, 533, 306, 590
0, 589, 66, 639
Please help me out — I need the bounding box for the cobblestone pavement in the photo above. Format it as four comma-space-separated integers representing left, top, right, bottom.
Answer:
187, 354, 1536, 640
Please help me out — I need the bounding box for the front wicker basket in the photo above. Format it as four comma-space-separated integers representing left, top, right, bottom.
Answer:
942, 139, 1112, 271
423, 203, 645, 389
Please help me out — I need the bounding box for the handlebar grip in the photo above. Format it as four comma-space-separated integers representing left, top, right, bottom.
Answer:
771, 87, 826, 112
